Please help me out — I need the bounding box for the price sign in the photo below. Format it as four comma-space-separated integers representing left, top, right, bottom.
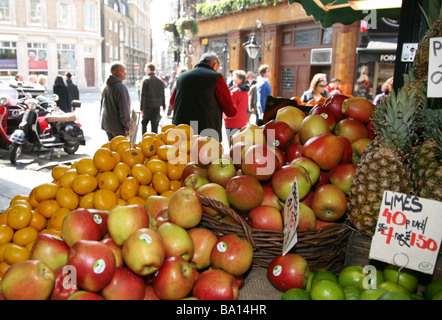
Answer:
428, 37, 442, 98
369, 191, 442, 274
282, 178, 299, 255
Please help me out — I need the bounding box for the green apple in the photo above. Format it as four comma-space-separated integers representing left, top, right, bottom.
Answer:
107, 205, 150, 246
156, 222, 194, 261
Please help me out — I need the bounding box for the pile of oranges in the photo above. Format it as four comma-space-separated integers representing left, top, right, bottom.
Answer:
0, 123, 196, 279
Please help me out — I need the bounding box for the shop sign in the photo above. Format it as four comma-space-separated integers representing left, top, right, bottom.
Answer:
369, 191, 442, 274
428, 37, 442, 98
282, 178, 299, 255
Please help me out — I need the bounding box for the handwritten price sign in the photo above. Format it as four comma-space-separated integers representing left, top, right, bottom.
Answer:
369, 191, 442, 274
282, 178, 299, 255
428, 37, 442, 98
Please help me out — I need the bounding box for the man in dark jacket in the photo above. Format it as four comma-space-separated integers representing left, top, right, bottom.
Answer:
170, 53, 237, 142
100, 61, 131, 141
140, 63, 166, 134
65, 72, 79, 108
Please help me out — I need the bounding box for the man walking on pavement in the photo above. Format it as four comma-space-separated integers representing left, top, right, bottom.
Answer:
65, 72, 80, 108
140, 63, 166, 134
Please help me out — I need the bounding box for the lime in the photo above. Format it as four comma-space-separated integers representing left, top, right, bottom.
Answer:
359, 288, 388, 300
306, 271, 314, 292
377, 291, 411, 300
338, 266, 365, 289
378, 281, 410, 295
344, 286, 361, 300
383, 264, 419, 293
312, 270, 337, 284
424, 279, 442, 300
281, 288, 311, 300
310, 279, 345, 300
410, 293, 425, 300
375, 269, 385, 287
432, 290, 442, 300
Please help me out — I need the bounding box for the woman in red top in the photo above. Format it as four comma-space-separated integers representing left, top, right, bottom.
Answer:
225, 70, 249, 146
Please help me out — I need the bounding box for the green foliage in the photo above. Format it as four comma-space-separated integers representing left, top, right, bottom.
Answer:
175, 16, 199, 37
196, 0, 283, 19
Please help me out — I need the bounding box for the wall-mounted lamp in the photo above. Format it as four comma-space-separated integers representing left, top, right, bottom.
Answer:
243, 20, 263, 60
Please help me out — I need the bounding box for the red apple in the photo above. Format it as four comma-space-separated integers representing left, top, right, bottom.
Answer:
231, 123, 266, 146
30, 233, 69, 271
313, 170, 329, 191
333, 118, 368, 143
183, 173, 210, 190
66, 240, 116, 292
300, 190, 314, 208
144, 285, 160, 300
341, 97, 375, 124
337, 136, 353, 164
101, 267, 146, 300
290, 156, 321, 186
1, 260, 55, 300
197, 183, 230, 217
323, 93, 348, 122
268, 145, 286, 170
50, 265, 79, 300
298, 114, 330, 145
311, 184, 348, 222
229, 141, 253, 169
87, 209, 109, 238
352, 138, 372, 157
263, 119, 295, 150
192, 269, 239, 300
107, 205, 149, 246
188, 228, 218, 270
267, 253, 310, 291
167, 187, 203, 228
210, 234, 253, 276
242, 144, 279, 181
302, 132, 345, 170
298, 202, 317, 231
285, 141, 303, 163
67, 291, 104, 300
155, 208, 170, 228
152, 256, 195, 300
275, 105, 307, 134
328, 163, 357, 195
61, 208, 102, 247
309, 105, 337, 131
144, 195, 170, 221
156, 222, 194, 261
181, 161, 208, 182
207, 157, 237, 188
366, 121, 376, 139
225, 175, 264, 212
190, 136, 223, 167
247, 205, 283, 231
271, 164, 312, 202
100, 238, 124, 268
261, 182, 283, 211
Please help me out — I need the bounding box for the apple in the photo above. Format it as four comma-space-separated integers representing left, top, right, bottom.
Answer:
101, 267, 146, 300
156, 222, 194, 261
242, 144, 279, 181
261, 182, 283, 211
337, 136, 353, 164
271, 164, 312, 202
88, 209, 109, 238
285, 141, 303, 163
167, 186, 203, 229
66, 240, 116, 292
267, 253, 310, 291
298, 202, 317, 231
1, 260, 55, 300
61, 208, 103, 247
229, 141, 253, 169
192, 269, 239, 300
313, 170, 329, 191
328, 163, 357, 195
107, 205, 150, 246
122, 228, 165, 276
154, 208, 170, 228
302, 132, 345, 170
323, 93, 348, 122
181, 161, 208, 182
210, 234, 254, 276
298, 114, 330, 145
50, 265, 79, 300
333, 118, 368, 144
100, 238, 124, 268
225, 175, 264, 212
152, 256, 195, 300
67, 291, 104, 300
183, 173, 210, 190
230, 123, 266, 146
263, 119, 295, 150
311, 184, 348, 222
247, 205, 283, 231
300, 189, 314, 208
30, 233, 69, 271
190, 136, 223, 167
341, 97, 375, 124
188, 228, 218, 270
144, 285, 160, 300
144, 195, 170, 222
309, 105, 337, 131
290, 156, 321, 186
197, 183, 230, 217
366, 121, 376, 140
207, 157, 237, 188
275, 106, 307, 134
352, 138, 372, 157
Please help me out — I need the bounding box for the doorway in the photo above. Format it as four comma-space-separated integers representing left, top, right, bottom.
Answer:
85, 58, 95, 87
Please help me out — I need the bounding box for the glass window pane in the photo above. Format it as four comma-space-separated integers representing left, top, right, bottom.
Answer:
30, 0, 42, 24
0, 0, 10, 21
322, 28, 334, 45
294, 29, 320, 47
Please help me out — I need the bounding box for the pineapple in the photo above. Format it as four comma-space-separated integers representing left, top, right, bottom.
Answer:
348, 89, 418, 236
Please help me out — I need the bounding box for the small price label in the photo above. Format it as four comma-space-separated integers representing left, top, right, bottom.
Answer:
282, 178, 299, 255
369, 191, 442, 274
428, 37, 442, 98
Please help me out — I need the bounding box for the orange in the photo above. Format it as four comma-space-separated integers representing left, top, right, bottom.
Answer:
69, 161, 78, 169
157, 144, 179, 161
155, 132, 166, 144
56, 187, 80, 210
119, 176, 140, 201
163, 128, 186, 146
126, 196, 146, 206
93, 189, 118, 211
140, 136, 159, 158
167, 161, 185, 180
27, 187, 39, 208
97, 171, 120, 192
176, 124, 194, 140
3, 243, 30, 265
113, 162, 132, 183
0, 243, 12, 262
115, 140, 131, 156
7, 204, 32, 229
79, 192, 95, 209
9, 199, 32, 210
59, 169, 79, 188
101, 141, 111, 149
37, 199, 60, 219
121, 148, 145, 168
25, 241, 35, 252
50, 208, 71, 231
0, 224, 14, 245
12, 226, 38, 247
29, 211, 47, 232
72, 174, 98, 195
110, 135, 129, 152
51, 165, 71, 181
169, 180, 182, 191
177, 139, 191, 155
152, 172, 170, 194
143, 132, 156, 139
137, 185, 158, 199
94, 148, 118, 172
160, 190, 175, 198
34, 182, 59, 202
10, 195, 29, 203
161, 124, 176, 133
146, 159, 168, 175
76, 158, 99, 176
131, 164, 152, 185
0, 209, 9, 225
112, 151, 121, 163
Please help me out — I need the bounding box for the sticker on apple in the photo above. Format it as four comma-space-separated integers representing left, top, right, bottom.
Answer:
217, 242, 227, 253
93, 259, 106, 274
93, 214, 103, 225
139, 233, 152, 244
272, 265, 282, 277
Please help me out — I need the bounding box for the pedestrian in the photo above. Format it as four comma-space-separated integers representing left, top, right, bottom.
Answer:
170, 52, 237, 142
327, 77, 343, 95
53, 75, 70, 112
246, 71, 257, 124
226, 70, 234, 88
135, 76, 142, 100
256, 64, 272, 121
37, 74, 47, 88
167, 67, 187, 119
373, 77, 393, 105
225, 70, 249, 146
139, 63, 166, 134
300, 75, 329, 103
65, 72, 80, 108
28, 74, 37, 84
100, 61, 131, 141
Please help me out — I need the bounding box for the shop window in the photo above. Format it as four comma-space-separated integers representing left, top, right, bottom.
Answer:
322, 27, 334, 45
281, 68, 295, 92
27, 43, 48, 71
0, 41, 17, 74
294, 29, 320, 47
29, 0, 43, 25
0, 0, 11, 22
58, 1, 75, 28
283, 32, 292, 46
57, 43, 76, 75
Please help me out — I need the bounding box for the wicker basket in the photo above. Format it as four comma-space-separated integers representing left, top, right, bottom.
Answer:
199, 196, 351, 275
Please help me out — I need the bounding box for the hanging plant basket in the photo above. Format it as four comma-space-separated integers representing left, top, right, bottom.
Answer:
175, 17, 199, 37
163, 21, 175, 33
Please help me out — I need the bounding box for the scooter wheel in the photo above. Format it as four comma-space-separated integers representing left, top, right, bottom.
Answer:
10, 143, 22, 164
64, 141, 80, 154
